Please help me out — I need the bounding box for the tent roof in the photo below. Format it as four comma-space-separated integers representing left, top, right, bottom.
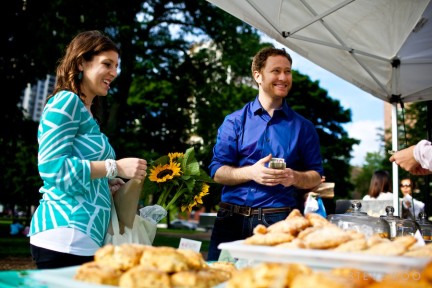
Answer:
207, 0, 432, 104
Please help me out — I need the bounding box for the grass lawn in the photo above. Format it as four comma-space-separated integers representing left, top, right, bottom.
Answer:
0, 220, 209, 258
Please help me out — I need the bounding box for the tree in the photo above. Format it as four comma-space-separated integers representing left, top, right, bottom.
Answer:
1, 0, 359, 215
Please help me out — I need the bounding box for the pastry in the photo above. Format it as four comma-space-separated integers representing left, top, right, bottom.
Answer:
267, 216, 311, 236
74, 261, 122, 286
332, 239, 367, 252
305, 212, 331, 227
275, 238, 306, 249
302, 226, 352, 249
171, 268, 231, 288
208, 261, 238, 276
361, 242, 408, 256
226, 262, 311, 288
291, 271, 357, 288
244, 231, 294, 246
119, 265, 171, 288
94, 243, 146, 271
139, 246, 189, 273
176, 249, 208, 270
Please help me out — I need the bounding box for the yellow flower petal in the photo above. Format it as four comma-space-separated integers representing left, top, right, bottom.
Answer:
168, 152, 184, 163
149, 162, 181, 183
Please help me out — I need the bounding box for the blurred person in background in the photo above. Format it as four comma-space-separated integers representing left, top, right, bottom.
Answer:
362, 170, 393, 200
399, 178, 425, 220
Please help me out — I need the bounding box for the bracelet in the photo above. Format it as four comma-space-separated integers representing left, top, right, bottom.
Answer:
105, 159, 118, 179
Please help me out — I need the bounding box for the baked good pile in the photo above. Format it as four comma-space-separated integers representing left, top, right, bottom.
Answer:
244, 209, 432, 257
74, 244, 236, 287
74, 210, 432, 287
226, 261, 432, 288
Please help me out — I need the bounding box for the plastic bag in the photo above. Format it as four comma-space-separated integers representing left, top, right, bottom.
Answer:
304, 193, 327, 217
104, 200, 167, 246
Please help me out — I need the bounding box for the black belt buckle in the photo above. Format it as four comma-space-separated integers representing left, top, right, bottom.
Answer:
234, 205, 252, 216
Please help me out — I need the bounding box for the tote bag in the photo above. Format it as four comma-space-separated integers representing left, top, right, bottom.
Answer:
104, 198, 154, 245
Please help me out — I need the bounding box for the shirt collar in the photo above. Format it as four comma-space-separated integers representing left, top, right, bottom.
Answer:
251, 96, 291, 118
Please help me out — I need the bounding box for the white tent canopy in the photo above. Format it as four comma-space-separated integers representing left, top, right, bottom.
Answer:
207, 0, 432, 215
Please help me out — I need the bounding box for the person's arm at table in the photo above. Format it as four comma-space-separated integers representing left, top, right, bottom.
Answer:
389, 140, 432, 175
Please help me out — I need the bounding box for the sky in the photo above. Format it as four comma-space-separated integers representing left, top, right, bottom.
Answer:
267, 38, 385, 167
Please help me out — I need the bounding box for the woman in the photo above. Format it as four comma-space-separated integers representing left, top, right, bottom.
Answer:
400, 178, 425, 220
29, 30, 148, 269
363, 170, 393, 200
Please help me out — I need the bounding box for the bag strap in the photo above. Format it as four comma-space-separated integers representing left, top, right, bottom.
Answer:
110, 196, 121, 235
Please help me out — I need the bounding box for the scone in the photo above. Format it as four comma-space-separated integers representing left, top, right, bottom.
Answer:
208, 261, 238, 276
119, 265, 170, 288
171, 268, 231, 288
176, 249, 208, 270
226, 262, 311, 288
139, 246, 189, 273
95, 243, 147, 271
74, 261, 122, 286
291, 271, 358, 288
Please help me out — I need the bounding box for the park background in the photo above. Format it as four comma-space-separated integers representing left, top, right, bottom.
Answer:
1, 0, 430, 268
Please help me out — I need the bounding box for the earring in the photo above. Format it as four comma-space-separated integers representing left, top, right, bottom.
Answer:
78, 71, 83, 80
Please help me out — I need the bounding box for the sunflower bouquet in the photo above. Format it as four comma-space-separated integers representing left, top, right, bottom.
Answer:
142, 147, 214, 212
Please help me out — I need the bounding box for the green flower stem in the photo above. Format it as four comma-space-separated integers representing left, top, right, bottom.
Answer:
141, 185, 152, 206
165, 183, 184, 211
157, 184, 174, 208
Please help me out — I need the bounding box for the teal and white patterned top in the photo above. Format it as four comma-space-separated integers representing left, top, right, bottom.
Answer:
29, 91, 115, 246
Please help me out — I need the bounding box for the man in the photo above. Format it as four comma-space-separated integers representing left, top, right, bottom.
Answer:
207, 47, 323, 260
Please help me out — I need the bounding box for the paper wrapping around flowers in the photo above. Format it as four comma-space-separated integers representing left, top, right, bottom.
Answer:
113, 179, 143, 232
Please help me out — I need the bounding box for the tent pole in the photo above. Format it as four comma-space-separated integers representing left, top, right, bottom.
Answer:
426, 101, 432, 218
391, 102, 400, 216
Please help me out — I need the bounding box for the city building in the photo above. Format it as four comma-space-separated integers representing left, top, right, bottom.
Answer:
21, 74, 56, 122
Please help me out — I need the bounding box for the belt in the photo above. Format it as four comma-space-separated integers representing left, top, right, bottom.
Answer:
219, 202, 293, 217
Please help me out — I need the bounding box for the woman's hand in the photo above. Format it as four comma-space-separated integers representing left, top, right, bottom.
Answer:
109, 178, 125, 195
116, 158, 148, 181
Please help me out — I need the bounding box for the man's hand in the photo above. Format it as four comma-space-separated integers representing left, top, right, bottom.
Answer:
249, 154, 289, 186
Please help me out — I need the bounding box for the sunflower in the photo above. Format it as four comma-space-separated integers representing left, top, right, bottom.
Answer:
142, 147, 214, 211
149, 162, 181, 183
168, 152, 184, 163
181, 183, 210, 212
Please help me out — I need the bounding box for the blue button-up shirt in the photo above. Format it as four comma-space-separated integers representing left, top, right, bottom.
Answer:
209, 97, 323, 208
